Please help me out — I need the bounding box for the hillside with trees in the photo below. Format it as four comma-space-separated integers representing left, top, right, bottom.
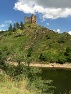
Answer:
0, 22, 71, 94
0, 22, 71, 65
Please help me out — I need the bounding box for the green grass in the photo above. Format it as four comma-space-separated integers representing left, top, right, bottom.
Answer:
0, 72, 36, 94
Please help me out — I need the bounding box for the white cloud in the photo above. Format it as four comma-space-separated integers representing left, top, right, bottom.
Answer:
5, 20, 12, 24
68, 31, 71, 35
0, 20, 13, 28
46, 23, 49, 25
14, 0, 71, 19
0, 20, 13, 31
57, 29, 61, 33
0, 29, 5, 31
0, 24, 8, 28
0, 24, 5, 28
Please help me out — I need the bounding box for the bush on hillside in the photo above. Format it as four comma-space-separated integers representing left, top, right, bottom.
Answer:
65, 47, 71, 62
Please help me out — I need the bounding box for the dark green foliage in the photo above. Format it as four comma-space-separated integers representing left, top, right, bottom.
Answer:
14, 34, 22, 37
25, 67, 55, 94
20, 21, 24, 30
27, 47, 33, 57
13, 28, 16, 32
65, 47, 71, 62
15, 22, 20, 29
39, 53, 47, 61
0, 49, 7, 69
46, 35, 51, 39
57, 53, 66, 64
13, 23, 17, 32
0, 50, 3, 64
9, 21, 24, 32
8, 24, 13, 31
13, 64, 24, 76
57, 37, 65, 43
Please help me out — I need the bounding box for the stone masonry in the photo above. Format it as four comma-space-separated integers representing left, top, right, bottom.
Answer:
24, 14, 36, 24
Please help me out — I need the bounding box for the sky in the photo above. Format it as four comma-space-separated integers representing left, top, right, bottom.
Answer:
0, 0, 71, 35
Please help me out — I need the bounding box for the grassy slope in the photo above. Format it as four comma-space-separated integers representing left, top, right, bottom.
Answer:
0, 70, 36, 94
0, 24, 71, 63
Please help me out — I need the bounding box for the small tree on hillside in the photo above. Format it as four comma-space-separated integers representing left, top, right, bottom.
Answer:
0, 49, 7, 69
8, 24, 13, 31
39, 53, 47, 62
27, 47, 33, 57
27, 47, 33, 67
65, 47, 71, 62
14, 53, 24, 75
20, 21, 24, 30
15, 22, 20, 29
13, 23, 16, 32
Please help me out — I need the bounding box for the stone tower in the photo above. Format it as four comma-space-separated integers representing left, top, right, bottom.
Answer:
31, 14, 36, 24
24, 14, 36, 24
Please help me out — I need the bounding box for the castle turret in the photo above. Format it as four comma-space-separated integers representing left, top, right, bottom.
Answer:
31, 14, 36, 24
24, 14, 36, 24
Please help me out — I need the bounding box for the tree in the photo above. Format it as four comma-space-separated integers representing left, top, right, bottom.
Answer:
57, 53, 66, 64
0, 49, 7, 69
39, 53, 47, 62
57, 37, 65, 43
13, 27, 16, 32
27, 47, 33, 67
15, 22, 20, 29
12, 23, 16, 32
65, 47, 71, 62
14, 53, 24, 75
20, 21, 24, 30
27, 47, 33, 57
0, 50, 3, 64
8, 24, 13, 31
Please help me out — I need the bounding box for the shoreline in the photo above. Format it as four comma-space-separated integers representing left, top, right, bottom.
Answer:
7, 61, 71, 69
28, 63, 71, 69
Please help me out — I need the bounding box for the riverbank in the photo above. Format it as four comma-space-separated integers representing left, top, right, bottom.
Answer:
6, 61, 71, 69
28, 63, 71, 69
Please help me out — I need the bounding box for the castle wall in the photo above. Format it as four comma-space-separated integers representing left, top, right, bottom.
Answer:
31, 14, 36, 24
24, 14, 36, 24
25, 17, 31, 23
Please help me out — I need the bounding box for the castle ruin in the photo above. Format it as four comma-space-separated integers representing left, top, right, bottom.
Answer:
24, 14, 36, 24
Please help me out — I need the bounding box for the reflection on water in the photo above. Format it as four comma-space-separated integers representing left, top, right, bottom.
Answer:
42, 68, 71, 94
26, 67, 55, 94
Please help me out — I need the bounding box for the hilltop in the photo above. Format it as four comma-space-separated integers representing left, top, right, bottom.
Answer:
0, 23, 71, 65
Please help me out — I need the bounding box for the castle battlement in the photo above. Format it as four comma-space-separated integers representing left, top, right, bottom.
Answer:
24, 14, 36, 24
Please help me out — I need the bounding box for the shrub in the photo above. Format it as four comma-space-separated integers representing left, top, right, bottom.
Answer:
57, 54, 66, 64
39, 53, 47, 61
65, 47, 71, 62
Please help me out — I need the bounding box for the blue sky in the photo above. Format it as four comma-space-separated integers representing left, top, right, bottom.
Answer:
0, 0, 71, 35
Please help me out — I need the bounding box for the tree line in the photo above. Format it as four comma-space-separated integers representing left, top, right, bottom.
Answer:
8, 21, 24, 32
39, 46, 71, 64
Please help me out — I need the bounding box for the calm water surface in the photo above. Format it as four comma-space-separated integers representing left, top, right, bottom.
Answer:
42, 68, 71, 94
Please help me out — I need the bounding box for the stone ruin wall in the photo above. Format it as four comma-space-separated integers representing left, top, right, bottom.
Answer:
24, 14, 36, 24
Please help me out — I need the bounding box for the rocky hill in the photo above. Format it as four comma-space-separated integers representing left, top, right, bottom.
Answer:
0, 23, 71, 64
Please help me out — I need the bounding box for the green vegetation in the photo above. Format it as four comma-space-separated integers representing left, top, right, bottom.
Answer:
0, 22, 71, 94
0, 63, 55, 94
0, 23, 71, 64
0, 71, 33, 94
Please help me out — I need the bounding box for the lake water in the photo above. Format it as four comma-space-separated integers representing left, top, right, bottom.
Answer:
42, 68, 71, 94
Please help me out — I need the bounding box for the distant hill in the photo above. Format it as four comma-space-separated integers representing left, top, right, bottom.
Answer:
0, 23, 71, 64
